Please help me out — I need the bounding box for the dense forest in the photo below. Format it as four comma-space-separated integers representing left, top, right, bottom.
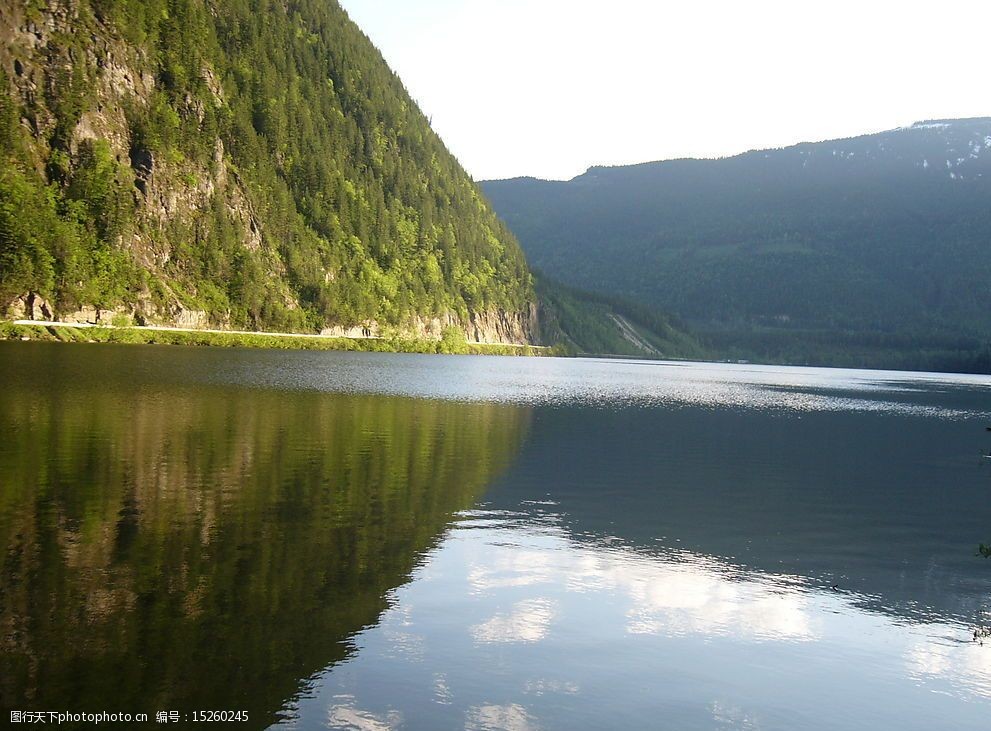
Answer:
484, 119, 991, 370
0, 0, 534, 337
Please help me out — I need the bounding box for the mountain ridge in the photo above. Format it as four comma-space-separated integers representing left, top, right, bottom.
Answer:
484, 117, 991, 185
482, 117, 991, 370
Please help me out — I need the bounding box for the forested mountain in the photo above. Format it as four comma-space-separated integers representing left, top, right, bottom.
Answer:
0, 0, 535, 342
536, 275, 704, 359
483, 119, 991, 368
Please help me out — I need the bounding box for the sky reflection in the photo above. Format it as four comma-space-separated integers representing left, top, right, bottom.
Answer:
276, 510, 991, 730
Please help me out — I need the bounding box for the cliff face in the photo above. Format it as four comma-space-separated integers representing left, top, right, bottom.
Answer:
319, 303, 539, 346
0, 1, 537, 345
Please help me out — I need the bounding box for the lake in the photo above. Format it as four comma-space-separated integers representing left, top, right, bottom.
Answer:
1, 342, 990, 730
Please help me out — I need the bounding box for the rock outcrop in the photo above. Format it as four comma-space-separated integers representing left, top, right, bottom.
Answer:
0, 1, 539, 346
318, 305, 538, 345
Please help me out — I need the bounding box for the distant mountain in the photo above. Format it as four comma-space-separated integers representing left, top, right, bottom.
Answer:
0, 0, 536, 343
483, 119, 991, 369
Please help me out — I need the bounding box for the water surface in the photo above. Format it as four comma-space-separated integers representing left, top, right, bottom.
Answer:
1, 343, 989, 730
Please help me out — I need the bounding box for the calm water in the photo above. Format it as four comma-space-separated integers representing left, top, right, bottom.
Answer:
2, 343, 990, 730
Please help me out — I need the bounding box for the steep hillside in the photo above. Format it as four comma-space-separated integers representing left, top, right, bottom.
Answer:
483, 119, 991, 366
536, 275, 705, 359
0, 0, 536, 343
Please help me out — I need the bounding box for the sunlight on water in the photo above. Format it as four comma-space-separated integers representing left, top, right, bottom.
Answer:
193, 351, 991, 418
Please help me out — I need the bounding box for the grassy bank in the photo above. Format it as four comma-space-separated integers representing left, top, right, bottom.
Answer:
0, 322, 554, 357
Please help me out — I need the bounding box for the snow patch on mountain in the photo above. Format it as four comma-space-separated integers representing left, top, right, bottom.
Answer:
908, 121, 952, 130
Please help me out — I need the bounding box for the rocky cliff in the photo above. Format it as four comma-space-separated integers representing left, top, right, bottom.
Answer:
0, 0, 537, 345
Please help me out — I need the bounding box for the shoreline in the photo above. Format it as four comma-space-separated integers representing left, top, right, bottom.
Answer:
0, 320, 552, 356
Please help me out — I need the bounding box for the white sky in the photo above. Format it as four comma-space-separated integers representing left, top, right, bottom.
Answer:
340, 0, 991, 181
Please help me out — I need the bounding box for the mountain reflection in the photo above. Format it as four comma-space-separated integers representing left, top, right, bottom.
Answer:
0, 357, 529, 727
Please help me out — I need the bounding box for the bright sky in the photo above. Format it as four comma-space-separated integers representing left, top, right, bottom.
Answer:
340, 0, 991, 181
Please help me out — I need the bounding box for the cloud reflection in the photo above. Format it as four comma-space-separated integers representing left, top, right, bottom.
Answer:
472, 598, 557, 644
288, 509, 991, 730
467, 525, 816, 643
465, 703, 540, 731
905, 637, 991, 698
325, 695, 401, 731
459, 512, 991, 703
624, 571, 814, 641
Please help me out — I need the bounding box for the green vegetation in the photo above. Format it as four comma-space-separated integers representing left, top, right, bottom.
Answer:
0, 123, 141, 316
0, 321, 541, 356
483, 119, 991, 372
1, 0, 533, 333
536, 275, 705, 358
438, 324, 469, 354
